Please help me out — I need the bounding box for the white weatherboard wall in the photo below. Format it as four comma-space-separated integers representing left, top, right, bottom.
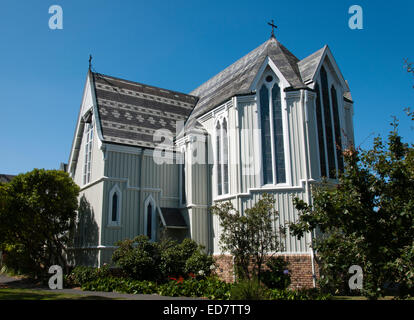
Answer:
193, 91, 314, 255
99, 147, 183, 262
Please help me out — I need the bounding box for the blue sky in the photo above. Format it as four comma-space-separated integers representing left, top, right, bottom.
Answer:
0, 0, 413, 175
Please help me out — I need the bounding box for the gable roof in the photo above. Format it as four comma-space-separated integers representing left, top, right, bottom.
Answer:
297, 46, 326, 84
92, 72, 198, 148
298, 45, 350, 94
186, 37, 306, 126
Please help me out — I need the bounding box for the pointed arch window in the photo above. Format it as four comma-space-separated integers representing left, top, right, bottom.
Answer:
147, 203, 152, 240
259, 75, 286, 185
272, 83, 286, 184
331, 86, 344, 173
320, 66, 336, 178
315, 83, 327, 177
222, 118, 229, 194
316, 66, 344, 178
216, 122, 222, 196
181, 151, 186, 204
83, 121, 94, 185
108, 185, 121, 227
215, 117, 230, 196
260, 85, 273, 184
112, 193, 118, 222
144, 196, 157, 241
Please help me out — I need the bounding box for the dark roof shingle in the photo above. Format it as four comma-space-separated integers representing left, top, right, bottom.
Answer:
186, 37, 306, 128
92, 73, 198, 148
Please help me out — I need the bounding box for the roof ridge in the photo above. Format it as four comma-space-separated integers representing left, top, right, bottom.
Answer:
190, 39, 270, 96
93, 72, 198, 99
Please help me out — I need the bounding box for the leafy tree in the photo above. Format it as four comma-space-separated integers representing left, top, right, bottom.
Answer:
290, 118, 414, 299
0, 169, 80, 278
211, 193, 284, 281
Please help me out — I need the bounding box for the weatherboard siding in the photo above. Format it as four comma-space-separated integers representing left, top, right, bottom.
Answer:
101, 149, 180, 247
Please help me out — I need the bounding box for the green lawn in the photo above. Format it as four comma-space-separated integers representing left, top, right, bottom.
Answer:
0, 288, 116, 300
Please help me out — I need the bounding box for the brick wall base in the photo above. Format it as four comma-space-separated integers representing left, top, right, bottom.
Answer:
213, 254, 319, 289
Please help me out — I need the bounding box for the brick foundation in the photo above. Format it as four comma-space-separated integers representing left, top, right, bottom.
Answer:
213, 253, 319, 289
213, 255, 234, 283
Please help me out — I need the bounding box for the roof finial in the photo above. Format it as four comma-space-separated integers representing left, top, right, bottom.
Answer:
267, 19, 277, 38
88, 54, 92, 70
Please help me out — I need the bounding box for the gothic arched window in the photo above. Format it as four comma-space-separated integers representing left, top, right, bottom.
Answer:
216, 121, 222, 196
83, 121, 94, 185
272, 83, 286, 184
260, 84, 273, 184
222, 118, 229, 194
147, 203, 152, 240
331, 86, 344, 173
320, 66, 336, 178
181, 151, 186, 204
108, 185, 121, 227
215, 117, 230, 197
315, 83, 327, 177
111, 193, 118, 222
259, 76, 286, 185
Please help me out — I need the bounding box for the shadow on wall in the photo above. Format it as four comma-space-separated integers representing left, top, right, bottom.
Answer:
68, 195, 99, 267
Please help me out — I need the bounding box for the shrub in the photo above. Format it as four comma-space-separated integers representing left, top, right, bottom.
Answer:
112, 235, 161, 281
1, 244, 35, 277
112, 236, 214, 282
261, 256, 291, 290
66, 265, 111, 287
184, 250, 215, 278
230, 279, 270, 300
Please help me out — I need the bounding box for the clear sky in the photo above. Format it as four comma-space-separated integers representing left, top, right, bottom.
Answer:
0, 0, 413, 175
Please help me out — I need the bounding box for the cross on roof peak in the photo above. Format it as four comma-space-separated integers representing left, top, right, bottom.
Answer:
267, 20, 277, 38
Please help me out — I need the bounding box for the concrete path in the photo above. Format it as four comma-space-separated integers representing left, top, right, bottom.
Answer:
0, 273, 200, 300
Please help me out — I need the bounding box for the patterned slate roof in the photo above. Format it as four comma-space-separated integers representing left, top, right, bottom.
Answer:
297, 46, 326, 84
92, 72, 198, 148
186, 37, 306, 128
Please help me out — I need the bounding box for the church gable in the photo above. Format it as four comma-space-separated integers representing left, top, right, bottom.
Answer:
186, 37, 306, 129
298, 45, 349, 93
92, 72, 198, 148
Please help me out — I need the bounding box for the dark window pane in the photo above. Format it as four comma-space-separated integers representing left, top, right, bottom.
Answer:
331, 86, 344, 173
147, 203, 152, 239
272, 84, 286, 183
222, 118, 229, 194
181, 153, 186, 203
315, 83, 327, 177
216, 122, 222, 195
112, 193, 118, 222
260, 85, 273, 184
320, 67, 336, 178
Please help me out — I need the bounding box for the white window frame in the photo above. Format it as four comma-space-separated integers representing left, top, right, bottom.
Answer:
179, 147, 186, 206
256, 68, 289, 187
108, 184, 122, 227
214, 115, 230, 198
83, 120, 94, 185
